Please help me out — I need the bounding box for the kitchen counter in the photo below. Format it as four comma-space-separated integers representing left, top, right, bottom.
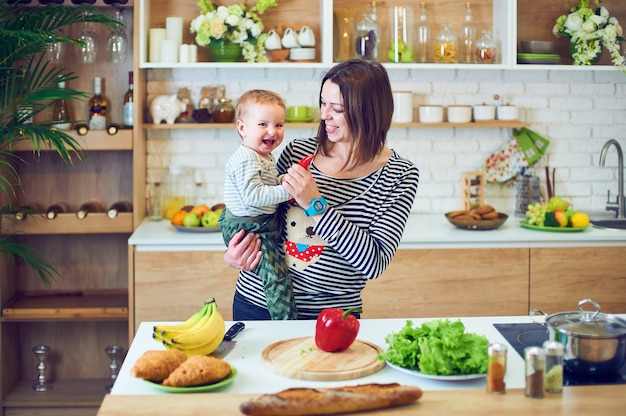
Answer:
129, 213, 626, 251
102, 315, 626, 415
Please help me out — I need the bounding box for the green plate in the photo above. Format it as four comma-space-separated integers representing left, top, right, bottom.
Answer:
285, 117, 314, 123
520, 220, 588, 232
142, 365, 237, 393
516, 53, 560, 60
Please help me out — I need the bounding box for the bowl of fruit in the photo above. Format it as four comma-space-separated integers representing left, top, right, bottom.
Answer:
522, 196, 590, 232
171, 203, 225, 233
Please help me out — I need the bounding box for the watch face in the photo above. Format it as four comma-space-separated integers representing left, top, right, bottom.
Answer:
314, 201, 323, 211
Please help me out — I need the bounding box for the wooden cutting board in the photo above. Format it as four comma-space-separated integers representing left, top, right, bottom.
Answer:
261, 336, 385, 381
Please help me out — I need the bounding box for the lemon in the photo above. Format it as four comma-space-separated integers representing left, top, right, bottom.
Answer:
570, 212, 590, 228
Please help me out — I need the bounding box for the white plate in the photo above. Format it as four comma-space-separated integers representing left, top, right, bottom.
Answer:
386, 362, 487, 381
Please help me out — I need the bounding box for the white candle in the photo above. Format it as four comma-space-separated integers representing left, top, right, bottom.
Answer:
188, 44, 198, 63
179, 44, 190, 64
149, 28, 167, 62
392, 91, 414, 123
166, 17, 184, 45
160, 39, 179, 63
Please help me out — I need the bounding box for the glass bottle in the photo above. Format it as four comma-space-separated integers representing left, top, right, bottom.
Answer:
51, 81, 72, 130
123, 71, 134, 128
434, 23, 458, 63
355, 1, 379, 60
76, 198, 106, 219
461, 2, 476, 63
388, 6, 414, 63
525, 346, 545, 399
107, 199, 133, 219
543, 341, 564, 393
487, 343, 507, 394
88, 77, 108, 130
334, 9, 355, 62
415, 2, 431, 63
476, 30, 497, 64
45, 202, 71, 219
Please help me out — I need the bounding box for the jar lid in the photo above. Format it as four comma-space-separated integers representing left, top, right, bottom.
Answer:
546, 299, 626, 338
542, 341, 564, 355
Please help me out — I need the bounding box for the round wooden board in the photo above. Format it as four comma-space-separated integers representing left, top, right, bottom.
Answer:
261, 336, 385, 381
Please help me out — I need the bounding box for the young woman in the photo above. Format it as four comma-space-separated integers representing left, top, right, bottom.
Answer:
224, 59, 420, 320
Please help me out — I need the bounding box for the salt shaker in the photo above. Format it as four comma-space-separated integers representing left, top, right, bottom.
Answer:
525, 346, 545, 398
543, 341, 564, 393
487, 343, 507, 393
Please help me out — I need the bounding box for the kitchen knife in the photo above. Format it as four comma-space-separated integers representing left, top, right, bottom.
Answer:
211, 321, 245, 359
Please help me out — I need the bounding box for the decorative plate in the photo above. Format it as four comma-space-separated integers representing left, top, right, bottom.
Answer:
519, 220, 588, 232
445, 212, 508, 230
386, 362, 486, 381
142, 366, 237, 393
173, 225, 220, 233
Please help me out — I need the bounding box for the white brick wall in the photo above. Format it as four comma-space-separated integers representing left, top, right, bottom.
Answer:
146, 67, 626, 216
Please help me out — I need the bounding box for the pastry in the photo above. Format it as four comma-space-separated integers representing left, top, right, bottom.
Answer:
130, 349, 187, 382
162, 355, 232, 387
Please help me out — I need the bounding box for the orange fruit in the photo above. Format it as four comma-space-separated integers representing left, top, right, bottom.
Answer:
191, 204, 211, 217
171, 210, 188, 226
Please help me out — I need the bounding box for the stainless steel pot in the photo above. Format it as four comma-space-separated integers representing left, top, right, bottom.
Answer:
531, 299, 626, 376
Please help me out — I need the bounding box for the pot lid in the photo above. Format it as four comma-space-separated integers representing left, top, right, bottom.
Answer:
546, 299, 626, 338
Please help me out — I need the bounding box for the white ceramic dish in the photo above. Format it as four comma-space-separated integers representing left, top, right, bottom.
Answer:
289, 47, 315, 61
496, 105, 518, 120
447, 106, 472, 123
473, 105, 496, 121
386, 362, 487, 381
419, 105, 444, 123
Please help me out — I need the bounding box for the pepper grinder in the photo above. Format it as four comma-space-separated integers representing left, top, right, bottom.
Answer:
32, 345, 52, 392
105, 345, 125, 392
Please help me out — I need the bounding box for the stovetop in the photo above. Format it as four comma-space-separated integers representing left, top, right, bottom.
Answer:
493, 323, 626, 386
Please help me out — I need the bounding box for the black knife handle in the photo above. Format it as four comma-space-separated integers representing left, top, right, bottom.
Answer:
224, 321, 245, 341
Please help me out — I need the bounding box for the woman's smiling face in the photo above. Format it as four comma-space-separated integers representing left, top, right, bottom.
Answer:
320, 80, 351, 144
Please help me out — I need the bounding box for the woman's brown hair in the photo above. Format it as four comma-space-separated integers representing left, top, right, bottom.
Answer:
317, 59, 394, 171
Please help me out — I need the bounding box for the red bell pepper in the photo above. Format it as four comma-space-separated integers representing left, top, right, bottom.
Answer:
287, 155, 315, 204
315, 307, 361, 352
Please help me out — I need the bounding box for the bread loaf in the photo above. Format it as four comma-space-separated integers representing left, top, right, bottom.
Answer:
239, 383, 423, 416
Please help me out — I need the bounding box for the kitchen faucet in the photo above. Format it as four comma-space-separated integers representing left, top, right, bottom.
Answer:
599, 139, 625, 218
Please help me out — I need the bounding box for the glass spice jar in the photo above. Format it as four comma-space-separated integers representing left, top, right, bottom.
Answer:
475, 30, 497, 64
487, 343, 507, 394
525, 346, 545, 399
543, 341, 564, 393
434, 23, 458, 63
212, 98, 235, 123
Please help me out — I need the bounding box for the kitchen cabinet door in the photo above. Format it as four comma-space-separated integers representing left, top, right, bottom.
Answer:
361, 248, 529, 318
529, 246, 626, 314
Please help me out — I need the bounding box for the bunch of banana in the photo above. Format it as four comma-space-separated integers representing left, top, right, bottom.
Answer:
152, 298, 225, 357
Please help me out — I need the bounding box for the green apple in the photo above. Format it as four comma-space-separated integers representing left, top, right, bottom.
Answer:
182, 212, 200, 227
401, 48, 415, 62
201, 211, 220, 227
548, 196, 570, 211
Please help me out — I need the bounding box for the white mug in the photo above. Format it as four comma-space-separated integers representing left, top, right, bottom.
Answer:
281, 28, 300, 48
265, 30, 282, 50
298, 26, 315, 47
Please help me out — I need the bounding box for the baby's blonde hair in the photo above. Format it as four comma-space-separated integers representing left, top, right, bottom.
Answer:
235, 89, 286, 122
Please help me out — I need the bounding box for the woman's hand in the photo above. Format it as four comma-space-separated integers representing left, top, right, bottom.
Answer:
282, 163, 321, 208
224, 229, 262, 271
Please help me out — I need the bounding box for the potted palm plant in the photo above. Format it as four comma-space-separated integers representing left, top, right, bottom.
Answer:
0, 1, 120, 286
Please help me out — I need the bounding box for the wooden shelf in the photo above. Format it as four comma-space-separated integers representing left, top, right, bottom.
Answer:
2, 290, 128, 320
1, 212, 133, 235
3, 379, 108, 409
10, 129, 133, 152
144, 120, 529, 130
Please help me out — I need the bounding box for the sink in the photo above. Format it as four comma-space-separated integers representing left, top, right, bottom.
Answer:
591, 219, 626, 230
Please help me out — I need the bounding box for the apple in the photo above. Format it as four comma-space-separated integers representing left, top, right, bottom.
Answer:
182, 212, 200, 227
201, 211, 220, 227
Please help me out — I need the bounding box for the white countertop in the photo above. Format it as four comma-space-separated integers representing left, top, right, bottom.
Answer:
111, 316, 538, 395
129, 213, 626, 251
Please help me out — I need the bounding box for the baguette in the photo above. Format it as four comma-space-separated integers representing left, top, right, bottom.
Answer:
239, 383, 422, 416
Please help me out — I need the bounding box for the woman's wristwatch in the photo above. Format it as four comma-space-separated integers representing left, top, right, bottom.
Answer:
304, 197, 328, 216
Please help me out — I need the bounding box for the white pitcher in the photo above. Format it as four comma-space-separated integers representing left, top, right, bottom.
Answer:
298, 25, 315, 47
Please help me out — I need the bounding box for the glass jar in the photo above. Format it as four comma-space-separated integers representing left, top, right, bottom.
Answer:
434, 23, 458, 63
476, 30, 498, 64
355, 3, 379, 61
162, 164, 193, 220
487, 343, 507, 394
212, 98, 235, 123
543, 341, 564, 393
525, 346, 545, 399
387, 6, 414, 63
